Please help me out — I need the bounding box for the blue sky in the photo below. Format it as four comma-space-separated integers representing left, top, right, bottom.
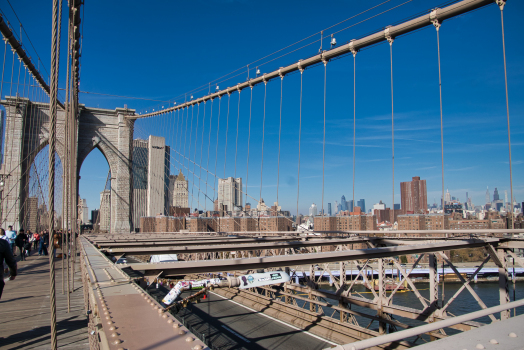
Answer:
4, 0, 523, 216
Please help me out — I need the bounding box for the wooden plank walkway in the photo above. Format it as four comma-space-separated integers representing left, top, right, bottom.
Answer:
0, 251, 89, 350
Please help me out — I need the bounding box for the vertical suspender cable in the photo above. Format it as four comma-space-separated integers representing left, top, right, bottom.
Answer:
321, 61, 327, 217
234, 90, 241, 206
192, 103, 199, 211
188, 105, 194, 210
498, 1, 514, 229
246, 87, 253, 208
352, 51, 357, 211
297, 68, 304, 222
387, 33, 395, 223
199, 101, 206, 210
62, 18, 71, 297
48, 0, 61, 347
260, 81, 267, 205
214, 97, 221, 201
224, 93, 230, 179
277, 74, 283, 210
205, 99, 214, 210
234, 91, 241, 179
434, 18, 445, 216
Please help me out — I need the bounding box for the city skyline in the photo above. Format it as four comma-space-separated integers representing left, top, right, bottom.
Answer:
50, 0, 523, 217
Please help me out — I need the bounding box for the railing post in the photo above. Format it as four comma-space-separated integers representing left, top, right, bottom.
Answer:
378, 258, 387, 334
498, 248, 510, 320
429, 253, 439, 316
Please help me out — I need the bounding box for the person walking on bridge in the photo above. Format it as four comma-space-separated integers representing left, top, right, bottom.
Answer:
32, 231, 40, 250
15, 229, 28, 261
0, 228, 8, 242
0, 235, 17, 299
5, 226, 17, 256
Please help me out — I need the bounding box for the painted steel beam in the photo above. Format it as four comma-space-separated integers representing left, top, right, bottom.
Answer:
102, 238, 372, 255
93, 236, 307, 248
125, 239, 499, 276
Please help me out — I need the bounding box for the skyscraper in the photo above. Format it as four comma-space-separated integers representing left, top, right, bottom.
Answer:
147, 136, 170, 216
309, 203, 317, 216
348, 200, 354, 213
357, 199, 366, 213
400, 176, 428, 214
485, 187, 490, 204
218, 177, 242, 212
327, 203, 332, 216
132, 136, 171, 227
444, 189, 451, 205
493, 187, 500, 201
99, 189, 111, 232
173, 171, 189, 208
341, 195, 347, 211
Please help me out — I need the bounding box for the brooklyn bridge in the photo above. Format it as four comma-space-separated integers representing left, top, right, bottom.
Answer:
0, 0, 523, 349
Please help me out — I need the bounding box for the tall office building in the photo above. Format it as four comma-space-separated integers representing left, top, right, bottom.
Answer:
218, 177, 242, 212
504, 190, 508, 209
357, 199, 366, 213
485, 187, 490, 204
444, 189, 451, 205
400, 176, 427, 214
309, 203, 318, 216
132, 136, 170, 230
348, 200, 354, 213
341, 195, 347, 211
173, 170, 189, 208
78, 198, 89, 223
91, 209, 99, 226
493, 187, 500, 201
147, 136, 170, 216
99, 189, 111, 232
327, 203, 332, 216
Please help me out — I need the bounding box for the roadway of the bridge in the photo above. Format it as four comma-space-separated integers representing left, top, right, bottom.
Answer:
147, 285, 335, 350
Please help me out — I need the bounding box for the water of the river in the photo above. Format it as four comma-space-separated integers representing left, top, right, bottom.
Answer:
298, 281, 524, 342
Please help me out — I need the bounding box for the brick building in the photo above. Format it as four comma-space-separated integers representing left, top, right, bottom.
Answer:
400, 176, 427, 214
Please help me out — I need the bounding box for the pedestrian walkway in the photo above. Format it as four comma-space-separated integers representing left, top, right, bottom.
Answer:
0, 251, 89, 349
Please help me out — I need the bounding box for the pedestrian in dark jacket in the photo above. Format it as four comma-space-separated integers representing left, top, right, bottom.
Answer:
1, 238, 17, 299
15, 229, 28, 261
39, 231, 49, 256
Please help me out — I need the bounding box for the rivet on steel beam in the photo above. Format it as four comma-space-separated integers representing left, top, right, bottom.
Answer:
108, 326, 116, 331
193, 346, 203, 350
173, 323, 180, 329
167, 319, 173, 324
162, 314, 168, 319
490, 339, 499, 344
179, 330, 186, 335
111, 339, 121, 345
185, 337, 194, 342
475, 344, 485, 350
509, 332, 517, 338
111, 332, 118, 337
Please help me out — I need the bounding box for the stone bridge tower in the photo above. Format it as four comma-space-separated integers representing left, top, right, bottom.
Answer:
0, 96, 135, 233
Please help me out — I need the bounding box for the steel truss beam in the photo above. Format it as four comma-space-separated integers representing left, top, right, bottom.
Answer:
126, 239, 498, 276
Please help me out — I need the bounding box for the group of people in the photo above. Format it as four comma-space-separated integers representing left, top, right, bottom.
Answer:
0, 225, 52, 259
1, 226, 78, 300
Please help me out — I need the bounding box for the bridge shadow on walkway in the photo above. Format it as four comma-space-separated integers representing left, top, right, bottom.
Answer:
0, 254, 89, 350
